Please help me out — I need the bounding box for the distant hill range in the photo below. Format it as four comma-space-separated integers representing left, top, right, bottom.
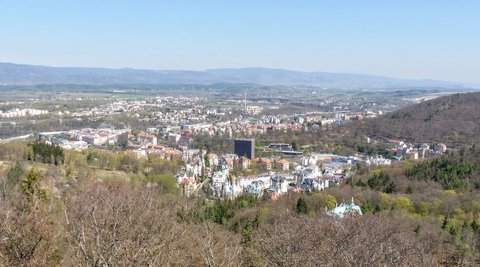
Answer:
0, 62, 468, 88
364, 92, 480, 144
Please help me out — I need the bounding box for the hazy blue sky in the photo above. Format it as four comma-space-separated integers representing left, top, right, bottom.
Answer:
1, 1, 479, 83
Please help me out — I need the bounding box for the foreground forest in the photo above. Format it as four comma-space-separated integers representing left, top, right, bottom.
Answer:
0, 142, 479, 266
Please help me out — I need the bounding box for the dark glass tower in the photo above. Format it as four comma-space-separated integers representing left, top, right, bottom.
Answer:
234, 138, 255, 159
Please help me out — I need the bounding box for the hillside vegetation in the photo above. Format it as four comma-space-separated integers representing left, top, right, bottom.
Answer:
0, 142, 479, 265
363, 92, 480, 144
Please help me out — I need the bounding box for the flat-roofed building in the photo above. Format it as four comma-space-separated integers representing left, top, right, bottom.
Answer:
234, 138, 255, 159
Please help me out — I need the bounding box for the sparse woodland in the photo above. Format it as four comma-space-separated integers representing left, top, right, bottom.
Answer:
362, 92, 480, 144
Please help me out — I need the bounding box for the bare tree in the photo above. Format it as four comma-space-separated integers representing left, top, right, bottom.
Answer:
252, 213, 439, 266
63, 181, 186, 266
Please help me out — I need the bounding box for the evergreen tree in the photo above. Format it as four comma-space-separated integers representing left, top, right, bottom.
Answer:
20, 169, 48, 204
296, 197, 308, 214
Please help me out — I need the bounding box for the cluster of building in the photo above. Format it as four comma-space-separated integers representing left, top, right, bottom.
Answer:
361, 138, 450, 167
365, 155, 392, 166
385, 139, 448, 160
63, 94, 382, 143
204, 155, 355, 200
39, 128, 130, 151
69, 97, 208, 120
64, 128, 130, 146
0, 108, 49, 118
151, 111, 366, 142
175, 138, 357, 199
35, 124, 365, 218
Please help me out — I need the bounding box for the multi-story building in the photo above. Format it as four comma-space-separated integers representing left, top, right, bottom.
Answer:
234, 138, 255, 159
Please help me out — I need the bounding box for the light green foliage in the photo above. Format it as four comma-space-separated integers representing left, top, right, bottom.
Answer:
471, 200, 480, 213
311, 193, 337, 211
378, 192, 392, 210
393, 196, 413, 212
147, 175, 179, 195
416, 201, 429, 216
20, 169, 48, 204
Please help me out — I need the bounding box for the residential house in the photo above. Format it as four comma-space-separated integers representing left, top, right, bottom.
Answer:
258, 158, 272, 171
241, 156, 251, 170
277, 159, 290, 171
137, 133, 157, 145
325, 198, 362, 218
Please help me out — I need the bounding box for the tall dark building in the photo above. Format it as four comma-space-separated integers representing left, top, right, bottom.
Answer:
234, 138, 255, 159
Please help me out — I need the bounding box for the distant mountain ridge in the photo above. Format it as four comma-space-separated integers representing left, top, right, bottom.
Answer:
0, 62, 466, 88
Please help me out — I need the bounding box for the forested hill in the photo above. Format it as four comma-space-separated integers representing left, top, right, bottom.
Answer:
363, 92, 480, 144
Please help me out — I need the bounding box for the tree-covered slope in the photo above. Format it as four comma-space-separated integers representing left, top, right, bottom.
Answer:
364, 92, 480, 144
